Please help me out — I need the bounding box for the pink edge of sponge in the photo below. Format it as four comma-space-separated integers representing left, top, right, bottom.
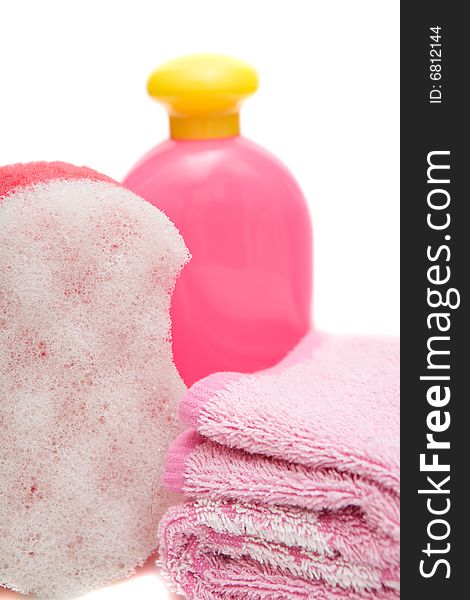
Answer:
0, 161, 117, 200
0, 161, 190, 599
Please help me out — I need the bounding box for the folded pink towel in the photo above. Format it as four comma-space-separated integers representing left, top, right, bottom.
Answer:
160, 332, 400, 599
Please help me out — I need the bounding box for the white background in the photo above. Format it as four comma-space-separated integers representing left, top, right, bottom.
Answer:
0, 1, 399, 598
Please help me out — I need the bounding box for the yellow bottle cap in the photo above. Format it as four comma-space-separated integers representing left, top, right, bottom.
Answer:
147, 53, 259, 140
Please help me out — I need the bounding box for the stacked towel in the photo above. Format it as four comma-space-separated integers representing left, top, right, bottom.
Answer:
160, 332, 400, 599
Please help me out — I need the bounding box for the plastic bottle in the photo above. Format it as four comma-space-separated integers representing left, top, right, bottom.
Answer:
124, 54, 312, 386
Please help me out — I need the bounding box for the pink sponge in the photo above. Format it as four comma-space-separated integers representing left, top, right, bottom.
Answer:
0, 162, 190, 598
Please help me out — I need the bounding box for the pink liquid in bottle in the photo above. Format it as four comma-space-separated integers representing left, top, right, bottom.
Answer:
124, 54, 312, 385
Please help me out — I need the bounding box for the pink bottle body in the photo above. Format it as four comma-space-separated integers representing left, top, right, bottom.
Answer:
124, 136, 312, 386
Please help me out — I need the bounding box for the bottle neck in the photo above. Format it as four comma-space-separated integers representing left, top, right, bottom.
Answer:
169, 112, 240, 140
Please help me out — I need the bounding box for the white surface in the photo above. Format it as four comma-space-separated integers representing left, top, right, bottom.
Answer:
0, 1, 398, 598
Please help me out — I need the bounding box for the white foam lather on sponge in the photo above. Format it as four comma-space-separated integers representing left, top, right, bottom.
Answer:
0, 162, 190, 598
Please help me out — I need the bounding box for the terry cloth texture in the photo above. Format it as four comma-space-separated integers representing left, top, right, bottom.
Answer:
160, 331, 400, 599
